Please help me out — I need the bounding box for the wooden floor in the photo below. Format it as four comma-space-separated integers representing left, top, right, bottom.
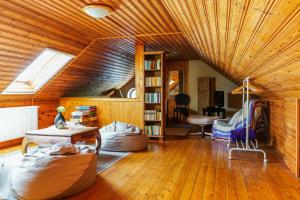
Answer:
67, 136, 300, 200
1, 137, 299, 199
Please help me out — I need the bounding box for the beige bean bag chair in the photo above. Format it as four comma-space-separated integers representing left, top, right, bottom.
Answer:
100, 121, 148, 152
0, 158, 3, 173
11, 143, 97, 200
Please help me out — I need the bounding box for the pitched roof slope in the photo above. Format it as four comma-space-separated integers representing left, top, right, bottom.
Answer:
0, 0, 299, 98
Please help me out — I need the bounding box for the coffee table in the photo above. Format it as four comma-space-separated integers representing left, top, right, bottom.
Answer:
22, 126, 101, 155
187, 115, 219, 137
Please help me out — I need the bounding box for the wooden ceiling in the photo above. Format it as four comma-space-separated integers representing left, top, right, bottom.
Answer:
161, 0, 300, 97
0, 0, 299, 98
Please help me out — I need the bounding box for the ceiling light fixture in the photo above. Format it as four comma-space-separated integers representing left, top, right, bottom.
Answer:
83, 5, 112, 19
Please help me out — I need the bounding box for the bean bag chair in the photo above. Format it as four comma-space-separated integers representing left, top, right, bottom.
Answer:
10, 143, 97, 200
0, 158, 3, 173
100, 121, 148, 152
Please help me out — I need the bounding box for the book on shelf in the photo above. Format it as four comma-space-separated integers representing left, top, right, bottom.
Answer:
71, 105, 97, 126
145, 93, 161, 103
75, 105, 96, 111
144, 59, 161, 70
145, 77, 161, 87
144, 125, 161, 136
145, 110, 162, 121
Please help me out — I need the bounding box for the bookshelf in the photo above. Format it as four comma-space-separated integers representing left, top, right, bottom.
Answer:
144, 51, 165, 141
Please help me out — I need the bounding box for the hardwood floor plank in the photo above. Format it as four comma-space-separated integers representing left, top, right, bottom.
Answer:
142, 140, 192, 200
2, 137, 300, 200
178, 139, 205, 200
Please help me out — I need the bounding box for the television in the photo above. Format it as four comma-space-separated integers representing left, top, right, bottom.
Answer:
214, 91, 224, 108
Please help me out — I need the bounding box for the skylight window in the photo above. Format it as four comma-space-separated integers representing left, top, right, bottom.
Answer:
2, 48, 74, 94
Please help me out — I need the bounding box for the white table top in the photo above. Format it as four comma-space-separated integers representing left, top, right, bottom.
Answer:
25, 125, 99, 137
187, 115, 220, 125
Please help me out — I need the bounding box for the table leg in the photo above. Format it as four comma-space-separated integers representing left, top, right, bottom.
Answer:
201, 125, 205, 137
95, 133, 101, 154
22, 136, 29, 155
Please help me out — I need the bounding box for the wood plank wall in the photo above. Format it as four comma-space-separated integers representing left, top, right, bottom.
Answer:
59, 97, 144, 129
268, 97, 300, 176
0, 99, 58, 129
284, 98, 299, 176
58, 44, 145, 130
269, 99, 285, 155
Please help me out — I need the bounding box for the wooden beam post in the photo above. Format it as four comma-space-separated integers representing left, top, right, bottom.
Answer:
297, 99, 300, 176
135, 43, 145, 101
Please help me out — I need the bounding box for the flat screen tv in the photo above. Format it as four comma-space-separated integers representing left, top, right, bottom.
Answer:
214, 91, 224, 107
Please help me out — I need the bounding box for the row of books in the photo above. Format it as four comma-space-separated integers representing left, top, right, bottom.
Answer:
70, 116, 97, 123
71, 106, 97, 126
145, 77, 161, 87
144, 59, 161, 70
145, 110, 161, 121
145, 93, 161, 103
75, 106, 96, 111
144, 125, 161, 136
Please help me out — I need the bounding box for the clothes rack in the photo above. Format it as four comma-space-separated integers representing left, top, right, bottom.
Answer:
229, 77, 267, 163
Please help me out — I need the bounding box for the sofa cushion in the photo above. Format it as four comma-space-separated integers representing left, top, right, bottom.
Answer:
101, 121, 116, 133
115, 121, 141, 135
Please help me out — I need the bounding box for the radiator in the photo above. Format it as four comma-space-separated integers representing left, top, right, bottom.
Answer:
0, 106, 39, 142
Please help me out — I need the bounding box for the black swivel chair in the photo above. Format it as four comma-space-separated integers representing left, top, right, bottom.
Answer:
173, 93, 190, 123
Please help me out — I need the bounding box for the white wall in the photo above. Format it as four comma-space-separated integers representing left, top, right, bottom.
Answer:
188, 60, 237, 111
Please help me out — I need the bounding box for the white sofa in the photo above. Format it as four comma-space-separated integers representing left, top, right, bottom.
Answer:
10, 143, 97, 200
100, 121, 148, 152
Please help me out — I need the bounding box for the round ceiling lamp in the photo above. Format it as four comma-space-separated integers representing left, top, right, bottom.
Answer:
83, 5, 112, 19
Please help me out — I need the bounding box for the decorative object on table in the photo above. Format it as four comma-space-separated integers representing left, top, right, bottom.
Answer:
54, 106, 66, 129
67, 121, 86, 129
71, 106, 97, 127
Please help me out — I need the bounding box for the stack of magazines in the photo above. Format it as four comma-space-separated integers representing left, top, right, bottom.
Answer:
71, 106, 97, 126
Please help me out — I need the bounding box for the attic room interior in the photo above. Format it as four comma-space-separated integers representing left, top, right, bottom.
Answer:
0, 0, 300, 199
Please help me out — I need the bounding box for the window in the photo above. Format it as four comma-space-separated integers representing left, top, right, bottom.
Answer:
2, 48, 74, 94
127, 88, 136, 98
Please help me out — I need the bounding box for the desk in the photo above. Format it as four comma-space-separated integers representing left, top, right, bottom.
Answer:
203, 106, 226, 119
22, 126, 100, 154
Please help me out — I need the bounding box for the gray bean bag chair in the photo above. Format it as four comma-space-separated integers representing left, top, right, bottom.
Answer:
100, 121, 148, 152
10, 143, 97, 200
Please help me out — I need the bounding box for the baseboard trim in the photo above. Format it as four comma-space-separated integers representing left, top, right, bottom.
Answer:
0, 137, 23, 149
